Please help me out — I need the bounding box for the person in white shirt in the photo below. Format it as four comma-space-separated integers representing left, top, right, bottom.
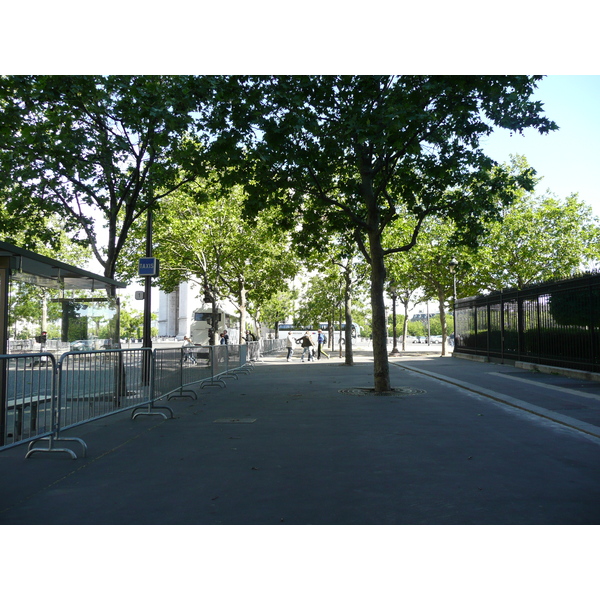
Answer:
285, 332, 295, 361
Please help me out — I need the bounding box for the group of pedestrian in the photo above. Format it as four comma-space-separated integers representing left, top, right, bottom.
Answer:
286, 329, 330, 362
182, 330, 235, 367
183, 329, 258, 348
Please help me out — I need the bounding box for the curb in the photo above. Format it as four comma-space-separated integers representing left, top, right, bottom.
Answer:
392, 361, 600, 441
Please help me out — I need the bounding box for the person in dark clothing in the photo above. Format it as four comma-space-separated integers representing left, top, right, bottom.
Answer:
295, 331, 315, 362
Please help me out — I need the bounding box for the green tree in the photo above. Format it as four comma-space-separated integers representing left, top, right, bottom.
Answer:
258, 288, 299, 337
399, 216, 484, 355
295, 273, 339, 329
134, 176, 299, 344
295, 241, 369, 362
384, 219, 424, 351
212, 76, 556, 391
385, 156, 539, 355
332, 250, 370, 364
0, 75, 220, 286
407, 320, 426, 338
472, 190, 600, 290
351, 301, 372, 339
119, 303, 146, 341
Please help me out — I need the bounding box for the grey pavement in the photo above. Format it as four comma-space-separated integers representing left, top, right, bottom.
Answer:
1, 344, 600, 525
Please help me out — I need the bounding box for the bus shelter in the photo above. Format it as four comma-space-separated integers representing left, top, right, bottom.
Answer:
0, 241, 127, 447
0, 241, 126, 355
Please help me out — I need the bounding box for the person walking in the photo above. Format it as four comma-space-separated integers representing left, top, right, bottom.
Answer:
285, 331, 294, 361
182, 336, 197, 364
317, 329, 330, 359
296, 331, 315, 362
243, 330, 257, 342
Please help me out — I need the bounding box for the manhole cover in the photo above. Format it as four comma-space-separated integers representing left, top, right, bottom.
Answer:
213, 418, 257, 423
338, 387, 426, 397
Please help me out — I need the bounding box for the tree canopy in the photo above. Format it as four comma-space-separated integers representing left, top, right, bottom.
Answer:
0, 75, 218, 283
471, 190, 600, 290
128, 175, 300, 343
0, 75, 560, 391
209, 76, 557, 390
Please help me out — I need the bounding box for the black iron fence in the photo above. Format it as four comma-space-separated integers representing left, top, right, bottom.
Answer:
454, 272, 600, 373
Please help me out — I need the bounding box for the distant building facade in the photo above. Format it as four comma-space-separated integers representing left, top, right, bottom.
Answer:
410, 312, 439, 322
158, 281, 201, 339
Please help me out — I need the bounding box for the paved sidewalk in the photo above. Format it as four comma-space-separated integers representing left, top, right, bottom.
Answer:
1, 348, 600, 524
393, 352, 600, 438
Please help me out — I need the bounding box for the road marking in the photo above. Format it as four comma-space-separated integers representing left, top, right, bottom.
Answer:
489, 372, 600, 401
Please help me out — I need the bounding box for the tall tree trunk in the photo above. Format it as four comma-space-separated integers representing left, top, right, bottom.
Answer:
438, 289, 447, 357
369, 241, 391, 391
402, 298, 410, 351
343, 266, 354, 366
362, 158, 391, 392
239, 281, 247, 345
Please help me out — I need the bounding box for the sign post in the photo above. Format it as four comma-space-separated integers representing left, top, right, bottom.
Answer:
138, 254, 159, 352
138, 257, 160, 278
139, 205, 158, 385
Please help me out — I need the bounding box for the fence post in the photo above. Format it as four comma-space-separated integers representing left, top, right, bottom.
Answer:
590, 279, 598, 369
201, 346, 226, 388
517, 292, 524, 361
24, 353, 84, 459
0, 261, 9, 445
131, 349, 174, 419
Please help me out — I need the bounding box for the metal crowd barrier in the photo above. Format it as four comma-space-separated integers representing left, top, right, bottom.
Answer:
59, 348, 173, 426
0, 353, 59, 453
1, 339, 284, 459
153, 346, 197, 402
150, 342, 277, 400
0, 349, 167, 459
260, 338, 287, 356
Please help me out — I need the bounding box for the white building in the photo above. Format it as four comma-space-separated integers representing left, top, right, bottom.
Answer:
157, 280, 201, 339
158, 281, 244, 340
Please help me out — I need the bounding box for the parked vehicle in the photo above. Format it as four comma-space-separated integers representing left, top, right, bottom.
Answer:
190, 303, 240, 346
70, 340, 94, 351
69, 338, 112, 351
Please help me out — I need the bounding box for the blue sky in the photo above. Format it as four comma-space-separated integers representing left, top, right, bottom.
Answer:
481, 75, 600, 216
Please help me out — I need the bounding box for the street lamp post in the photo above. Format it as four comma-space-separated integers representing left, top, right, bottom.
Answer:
142, 207, 153, 352
389, 283, 400, 357
426, 300, 430, 346
448, 257, 458, 349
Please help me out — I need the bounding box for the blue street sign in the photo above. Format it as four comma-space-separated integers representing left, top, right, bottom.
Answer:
138, 257, 159, 277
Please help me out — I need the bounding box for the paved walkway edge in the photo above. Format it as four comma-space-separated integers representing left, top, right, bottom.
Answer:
453, 351, 600, 382
393, 361, 600, 441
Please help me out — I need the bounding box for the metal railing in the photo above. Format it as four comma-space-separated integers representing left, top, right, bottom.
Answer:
0, 349, 161, 459
455, 272, 600, 372
1, 338, 285, 459
0, 353, 58, 451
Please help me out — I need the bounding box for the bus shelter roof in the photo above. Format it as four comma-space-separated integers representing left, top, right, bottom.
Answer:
0, 241, 126, 291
